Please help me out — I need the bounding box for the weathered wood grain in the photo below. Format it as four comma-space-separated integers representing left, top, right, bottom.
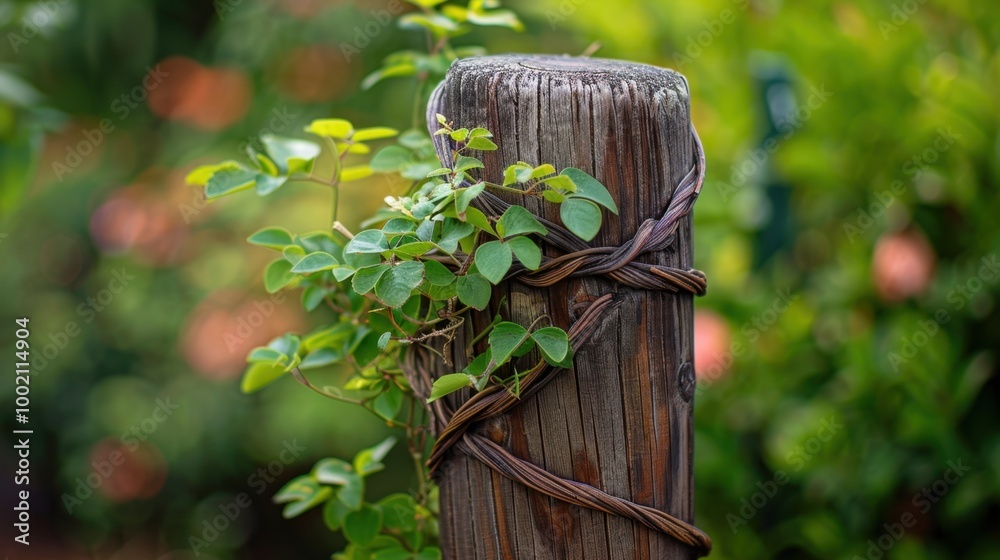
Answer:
429, 54, 698, 560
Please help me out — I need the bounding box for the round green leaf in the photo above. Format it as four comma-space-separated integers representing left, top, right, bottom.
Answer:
508, 236, 542, 270
264, 259, 296, 293
559, 198, 603, 242
291, 252, 339, 274
248, 227, 294, 250
346, 230, 390, 254
561, 168, 618, 213
344, 504, 383, 546
475, 240, 513, 284
423, 260, 456, 286
353, 264, 390, 295
374, 261, 425, 307
489, 322, 530, 365
456, 273, 491, 310
496, 205, 548, 238
532, 327, 570, 364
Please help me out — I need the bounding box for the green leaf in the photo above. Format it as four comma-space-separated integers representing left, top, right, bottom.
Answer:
341, 165, 373, 182
346, 230, 390, 254
305, 118, 354, 139
373, 386, 402, 421
264, 259, 296, 293
532, 327, 570, 364
254, 173, 287, 196
240, 362, 286, 393
353, 264, 390, 294
438, 219, 474, 252
291, 252, 339, 274
456, 273, 491, 310
352, 127, 398, 141
344, 504, 382, 546
540, 174, 576, 192
466, 8, 523, 31
338, 477, 364, 510
354, 436, 397, 476
454, 156, 484, 173
374, 261, 425, 307
466, 136, 498, 150
377, 331, 392, 350
261, 135, 321, 174
382, 218, 417, 237
462, 206, 495, 236
205, 167, 257, 200
456, 182, 485, 213
300, 348, 342, 369
423, 260, 456, 286
508, 236, 542, 269
489, 322, 530, 365
362, 63, 418, 90
391, 241, 435, 257
324, 497, 352, 531
378, 494, 418, 533
496, 206, 547, 238
301, 285, 328, 311
247, 347, 287, 365
531, 164, 556, 178
542, 189, 566, 203
315, 458, 357, 486
248, 227, 294, 250
274, 476, 333, 519
398, 12, 458, 37
559, 198, 602, 242
475, 241, 513, 284
449, 128, 469, 142
414, 548, 442, 560
561, 168, 618, 213
186, 160, 240, 186
370, 146, 413, 173
428, 373, 473, 402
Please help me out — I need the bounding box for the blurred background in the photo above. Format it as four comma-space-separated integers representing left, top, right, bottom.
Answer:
0, 0, 997, 558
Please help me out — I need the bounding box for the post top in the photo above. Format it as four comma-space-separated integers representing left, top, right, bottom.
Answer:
446, 54, 688, 96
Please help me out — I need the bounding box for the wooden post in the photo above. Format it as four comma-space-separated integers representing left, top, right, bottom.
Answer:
425, 55, 707, 559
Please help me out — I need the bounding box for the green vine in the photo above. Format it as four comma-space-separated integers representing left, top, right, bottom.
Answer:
185, 2, 615, 558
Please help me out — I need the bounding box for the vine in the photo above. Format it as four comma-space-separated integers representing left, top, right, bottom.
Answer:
186, 2, 614, 558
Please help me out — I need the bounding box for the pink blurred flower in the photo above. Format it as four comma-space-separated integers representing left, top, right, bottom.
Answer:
873, 230, 936, 302
694, 309, 732, 382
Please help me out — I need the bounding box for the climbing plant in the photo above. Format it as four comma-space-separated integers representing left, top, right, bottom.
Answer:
186, 1, 614, 558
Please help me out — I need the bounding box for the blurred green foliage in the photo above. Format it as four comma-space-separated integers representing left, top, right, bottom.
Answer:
0, 0, 997, 558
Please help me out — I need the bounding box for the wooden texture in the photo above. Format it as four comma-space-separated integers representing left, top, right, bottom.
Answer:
429, 55, 697, 560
